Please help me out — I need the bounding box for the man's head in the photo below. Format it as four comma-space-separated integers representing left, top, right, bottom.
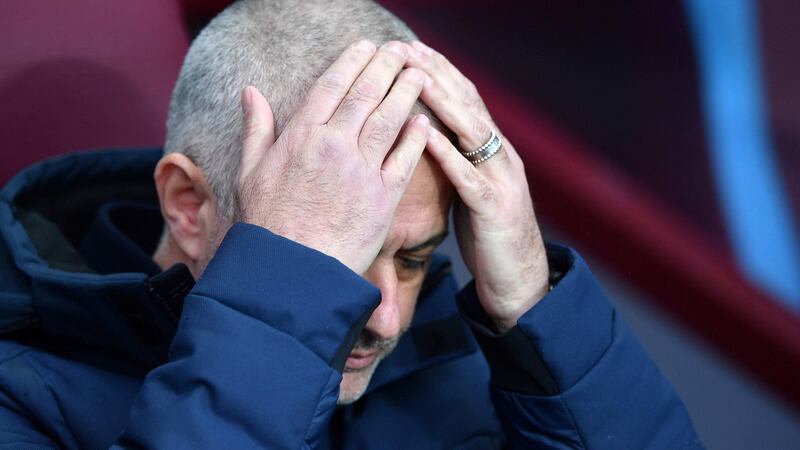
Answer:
154, 0, 453, 404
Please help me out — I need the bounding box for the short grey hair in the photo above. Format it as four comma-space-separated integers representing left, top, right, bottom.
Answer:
165, 0, 427, 219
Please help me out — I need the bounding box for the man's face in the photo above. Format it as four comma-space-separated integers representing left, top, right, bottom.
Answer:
337, 154, 453, 404
194, 139, 453, 406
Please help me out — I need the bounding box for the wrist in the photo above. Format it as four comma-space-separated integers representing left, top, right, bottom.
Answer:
490, 283, 550, 334
487, 265, 556, 333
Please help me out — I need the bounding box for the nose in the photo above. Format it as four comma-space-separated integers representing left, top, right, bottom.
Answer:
363, 259, 402, 341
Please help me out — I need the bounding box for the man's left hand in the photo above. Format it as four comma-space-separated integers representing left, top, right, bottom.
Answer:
406, 41, 550, 333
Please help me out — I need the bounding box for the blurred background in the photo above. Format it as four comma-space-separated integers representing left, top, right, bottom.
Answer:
1, 1, 799, 448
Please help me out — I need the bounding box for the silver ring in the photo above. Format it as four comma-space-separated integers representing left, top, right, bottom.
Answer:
462, 130, 497, 157
462, 130, 502, 165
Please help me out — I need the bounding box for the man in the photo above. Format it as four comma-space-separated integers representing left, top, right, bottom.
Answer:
0, 0, 702, 448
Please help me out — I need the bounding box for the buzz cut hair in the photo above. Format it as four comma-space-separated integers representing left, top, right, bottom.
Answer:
164, 0, 431, 219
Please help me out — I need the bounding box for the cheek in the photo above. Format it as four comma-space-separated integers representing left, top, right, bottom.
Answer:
395, 280, 421, 331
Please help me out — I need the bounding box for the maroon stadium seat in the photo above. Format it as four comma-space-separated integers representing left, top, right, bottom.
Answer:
0, 0, 190, 183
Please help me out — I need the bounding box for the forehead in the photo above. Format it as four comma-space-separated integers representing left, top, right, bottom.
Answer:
390, 153, 453, 238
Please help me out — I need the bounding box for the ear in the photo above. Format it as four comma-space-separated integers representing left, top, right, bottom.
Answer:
154, 153, 219, 264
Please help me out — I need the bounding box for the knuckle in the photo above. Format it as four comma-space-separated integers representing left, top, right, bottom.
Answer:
462, 165, 478, 184
495, 147, 513, 167
318, 135, 345, 162
431, 84, 450, 103
410, 129, 427, 147
344, 49, 364, 65
434, 52, 449, 67
361, 115, 395, 151
424, 76, 446, 97
392, 80, 417, 99
351, 78, 381, 102
471, 118, 490, 140
385, 40, 405, 51
391, 175, 408, 192
407, 122, 428, 146
462, 92, 482, 110
460, 164, 484, 189
377, 50, 402, 68
479, 182, 497, 203
392, 160, 413, 189
514, 153, 527, 171
372, 109, 399, 132
314, 72, 345, 96
464, 78, 478, 94
361, 130, 387, 152
398, 68, 424, 87
364, 139, 386, 158
334, 96, 360, 122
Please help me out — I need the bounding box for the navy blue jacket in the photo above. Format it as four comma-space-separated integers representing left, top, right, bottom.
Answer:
0, 149, 702, 449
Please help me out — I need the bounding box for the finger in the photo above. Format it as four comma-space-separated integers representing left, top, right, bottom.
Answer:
328, 41, 409, 133
408, 40, 476, 111
359, 68, 426, 164
295, 40, 377, 125
409, 40, 480, 111
239, 86, 276, 181
408, 41, 466, 91
422, 77, 492, 151
426, 126, 495, 215
381, 114, 429, 197
407, 41, 495, 149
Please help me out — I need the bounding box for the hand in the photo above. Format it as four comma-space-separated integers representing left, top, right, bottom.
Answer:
236, 40, 430, 274
406, 41, 549, 332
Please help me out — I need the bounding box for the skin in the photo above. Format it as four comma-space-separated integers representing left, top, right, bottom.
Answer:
338, 155, 452, 403
405, 41, 550, 332
153, 39, 549, 405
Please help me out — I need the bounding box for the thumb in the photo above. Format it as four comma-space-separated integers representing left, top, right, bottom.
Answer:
239, 86, 276, 180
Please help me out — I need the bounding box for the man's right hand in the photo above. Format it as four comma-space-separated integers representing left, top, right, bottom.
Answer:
235, 40, 430, 274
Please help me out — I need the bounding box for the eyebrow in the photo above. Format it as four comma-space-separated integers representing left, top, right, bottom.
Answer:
400, 230, 449, 253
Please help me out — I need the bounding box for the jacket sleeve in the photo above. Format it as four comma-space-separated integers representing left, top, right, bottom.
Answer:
112, 223, 380, 449
458, 244, 704, 450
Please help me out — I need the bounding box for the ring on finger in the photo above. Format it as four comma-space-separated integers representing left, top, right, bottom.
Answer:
461, 129, 503, 165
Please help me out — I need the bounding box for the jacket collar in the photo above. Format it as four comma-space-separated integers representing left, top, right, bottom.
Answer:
78, 200, 163, 276
0, 148, 173, 367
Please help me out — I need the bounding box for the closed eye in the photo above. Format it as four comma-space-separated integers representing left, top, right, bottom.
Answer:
399, 257, 427, 271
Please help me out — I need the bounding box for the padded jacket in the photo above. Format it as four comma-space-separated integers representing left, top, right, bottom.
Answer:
0, 149, 703, 449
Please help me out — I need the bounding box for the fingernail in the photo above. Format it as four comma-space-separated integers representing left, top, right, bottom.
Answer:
411, 41, 433, 55
241, 87, 252, 115
384, 41, 407, 57
354, 40, 376, 52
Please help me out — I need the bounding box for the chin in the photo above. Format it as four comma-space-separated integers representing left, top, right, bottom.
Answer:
337, 361, 381, 405
337, 332, 403, 405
